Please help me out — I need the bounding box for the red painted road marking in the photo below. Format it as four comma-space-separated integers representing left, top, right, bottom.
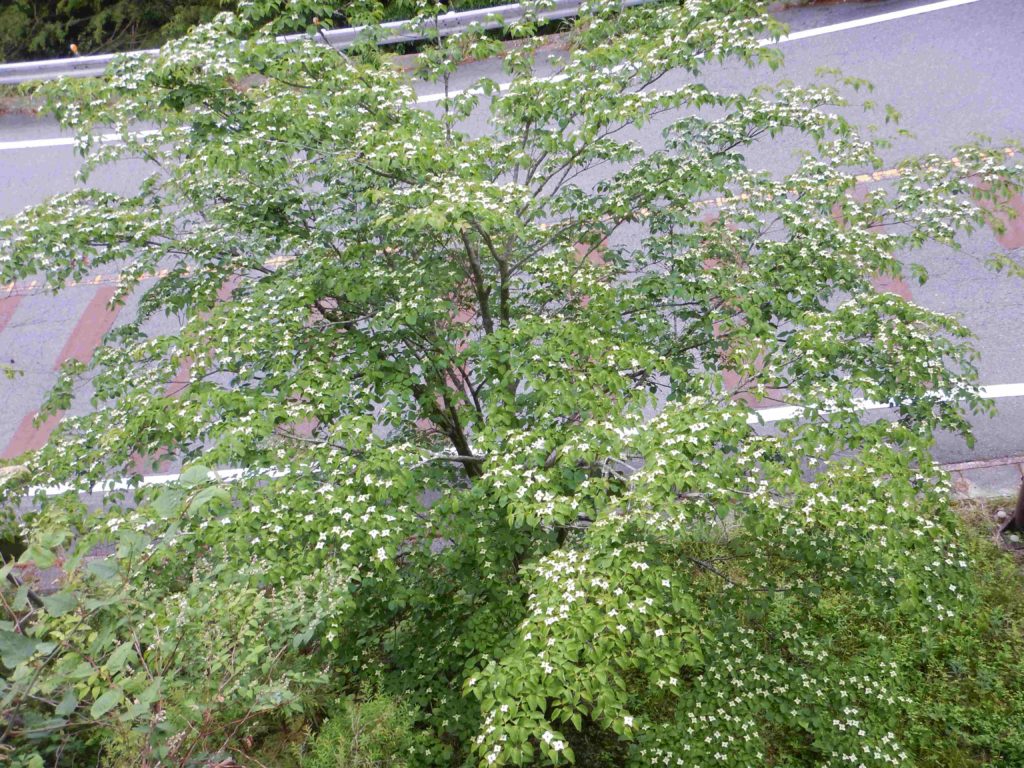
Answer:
1, 411, 62, 460
217, 275, 241, 302
966, 177, 1024, 249
828, 183, 914, 300
993, 194, 1024, 249
53, 286, 121, 369
129, 358, 196, 475
131, 275, 247, 471
1, 287, 123, 459
0, 294, 23, 335
162, 357, 193, 398
698, 210, 781, 406
870, 273, 913, 300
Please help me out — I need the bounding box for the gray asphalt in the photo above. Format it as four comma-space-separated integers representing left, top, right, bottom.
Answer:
1, 0, 1022, 472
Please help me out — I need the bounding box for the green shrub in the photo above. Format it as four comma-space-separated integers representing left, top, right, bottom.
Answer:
301, 696, 431, 768
898, 504, 1024, 767
3, 0, 1024, 766
622, 502, 1024, 768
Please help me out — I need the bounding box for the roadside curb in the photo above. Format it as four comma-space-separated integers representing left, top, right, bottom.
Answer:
944, 454, 1024, 500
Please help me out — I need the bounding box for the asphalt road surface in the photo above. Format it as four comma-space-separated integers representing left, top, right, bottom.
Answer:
1, 0, 1023, 489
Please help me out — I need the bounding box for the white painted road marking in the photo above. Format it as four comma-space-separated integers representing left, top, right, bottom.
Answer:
418, 0, 987, 104
23, 466, 287, 498
0, 129, 159, 152
749, 382, 1024, 425
773, 0, 983, 46
0, 0, 989, 150
13, 381, 1024, 497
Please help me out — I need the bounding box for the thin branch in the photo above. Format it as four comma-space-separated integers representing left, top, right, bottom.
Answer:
411, 453, 487, 470
458, 229, 495, 335
0, 553, 45, 610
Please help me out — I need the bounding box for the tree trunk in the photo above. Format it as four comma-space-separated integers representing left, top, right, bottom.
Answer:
1011, 477, 1024, 532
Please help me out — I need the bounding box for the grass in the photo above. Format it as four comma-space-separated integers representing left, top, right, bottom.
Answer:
0, 83, 43, 117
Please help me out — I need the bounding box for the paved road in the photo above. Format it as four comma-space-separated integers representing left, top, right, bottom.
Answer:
1, 0, 1023, 482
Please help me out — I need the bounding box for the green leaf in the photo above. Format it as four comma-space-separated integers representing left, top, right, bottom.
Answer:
90, 688, 123, 719
178, 465, 212, 488
41, 590, 78, 617
188, 485, 231, 513
138, 678, 162, 706
19, 543, 56, 569
122, 700, 152, 720
38, 530, 69, 549
151, 488, 185, 517
85, 558, 119, 581
11, 584, 29, 611
68, 661, 95, 679
0, 629, 38, 668
106, 642, 136, 674
55, 688, 78, 716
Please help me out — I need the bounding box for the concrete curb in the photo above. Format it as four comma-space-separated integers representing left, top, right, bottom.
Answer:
944, 455, 1024, 500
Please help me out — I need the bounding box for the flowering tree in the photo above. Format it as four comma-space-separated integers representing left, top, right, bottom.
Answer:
1, 0, 1022, 765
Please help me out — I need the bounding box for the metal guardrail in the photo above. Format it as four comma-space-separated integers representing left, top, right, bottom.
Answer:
0, 0, 649, 86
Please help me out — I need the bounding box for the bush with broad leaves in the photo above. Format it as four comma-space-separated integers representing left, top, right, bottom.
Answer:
1, 0, 1022, 765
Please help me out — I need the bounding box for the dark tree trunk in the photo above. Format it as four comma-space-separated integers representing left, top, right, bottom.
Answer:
1011, 478, 1024, 532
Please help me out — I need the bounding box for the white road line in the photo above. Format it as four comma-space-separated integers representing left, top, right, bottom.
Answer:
23, 467, 286, 498
14, 381, 1024, 497
0, 129, 158, 152
0, 0, 987, 151
0, 135, 78, 151
773, 0, 982, 45
418, 0, 987, 104
748, 381, 1024, 425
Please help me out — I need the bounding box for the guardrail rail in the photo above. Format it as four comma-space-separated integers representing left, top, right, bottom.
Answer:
0, 0, 650, 86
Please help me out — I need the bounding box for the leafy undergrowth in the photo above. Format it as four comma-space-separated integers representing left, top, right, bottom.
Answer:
238, 499, 1024, 768
897, 498, 1024, 767
0, 84, 42, 117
